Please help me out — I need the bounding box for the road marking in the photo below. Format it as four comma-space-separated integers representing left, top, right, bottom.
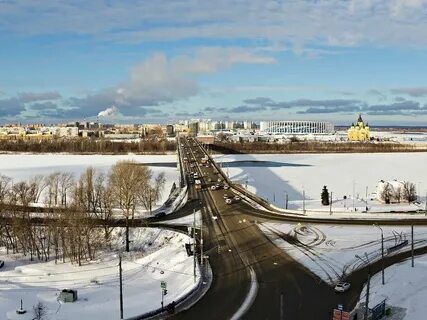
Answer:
230, 267, 259, 320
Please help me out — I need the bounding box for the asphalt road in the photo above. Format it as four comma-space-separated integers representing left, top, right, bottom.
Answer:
169, 136, 427, 320
171, 136, 356, 320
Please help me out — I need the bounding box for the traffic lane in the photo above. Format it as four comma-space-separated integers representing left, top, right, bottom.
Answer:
174, 174, 253, 320
174, 231, 251, 320
208, 191, 349, 319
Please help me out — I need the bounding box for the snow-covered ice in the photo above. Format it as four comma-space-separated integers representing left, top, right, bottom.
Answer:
215, 153, 427, 212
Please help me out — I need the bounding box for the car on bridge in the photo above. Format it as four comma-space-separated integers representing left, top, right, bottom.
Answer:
334, 282, 351, 293
211, 183, 222, 190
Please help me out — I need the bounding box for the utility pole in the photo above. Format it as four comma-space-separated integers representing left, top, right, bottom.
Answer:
149, 191, 152, 215
365, 268, 371, 320
353, 180, 356, 211
303, 190, 306, 214
280, 292, 284, 320
200, 207, 204, 267
411, 225, 414, 268
329, 191, 333, 215
119, 255, 123, 319
193, 208, 197, 283
285, 192, 288, 209
356, 254, 370, 320
425, 191, 427, 212
373, 224, 385, 285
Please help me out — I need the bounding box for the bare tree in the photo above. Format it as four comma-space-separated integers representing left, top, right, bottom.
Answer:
44, 172, 61, 206
92, 173, 115, 241
402, 181, 417, 202
139, 171, 166, 211
58, 172, 74, 207
32, 301, 48, 320
380, 182, 394, 204
109, 160, 148, 252
0, 175, 12, 203
395, 185, 402, 203
29, 175, 47, 203
12, 181, 34, 206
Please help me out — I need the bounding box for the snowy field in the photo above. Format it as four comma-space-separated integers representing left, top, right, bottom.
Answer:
260, 222, 427, 284
0, 154, 180, 211
215, 153, 427, 212
359, 254, 427, 320
0, 228, 198, 320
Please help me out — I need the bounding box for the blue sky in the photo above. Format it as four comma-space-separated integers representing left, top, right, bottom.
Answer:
1, 0, 427, 125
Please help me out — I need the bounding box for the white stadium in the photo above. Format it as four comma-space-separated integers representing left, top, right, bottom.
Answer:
260, 120, 334, 135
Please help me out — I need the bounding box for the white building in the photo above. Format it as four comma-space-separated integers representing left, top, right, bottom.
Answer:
260, 120, 334, 135
58, 126, 79, 137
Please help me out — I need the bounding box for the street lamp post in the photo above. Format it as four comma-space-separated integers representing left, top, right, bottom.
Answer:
373, 224, 385, 285
355, 253, 371, 320
303, 189, 306, 214
353, 180, 356, 211
285, 192, 288, 209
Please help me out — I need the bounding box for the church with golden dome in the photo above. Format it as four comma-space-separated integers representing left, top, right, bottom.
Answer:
347, 114, 370, 141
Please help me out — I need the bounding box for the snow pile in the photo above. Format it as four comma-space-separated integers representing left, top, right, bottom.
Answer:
0, 229, 198, 320
260, 222, 427, 284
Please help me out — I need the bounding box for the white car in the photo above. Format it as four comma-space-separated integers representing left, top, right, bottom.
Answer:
233, 195, 241, 201
334, 282, 351, 293
211, 185, 217, 190
223, 184, 230, 190
225, 198, 232, 205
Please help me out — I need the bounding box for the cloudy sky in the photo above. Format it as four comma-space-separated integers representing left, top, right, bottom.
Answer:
1, 0, 427, 125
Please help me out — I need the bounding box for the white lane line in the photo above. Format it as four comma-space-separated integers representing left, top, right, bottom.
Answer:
230, 267, 259, 320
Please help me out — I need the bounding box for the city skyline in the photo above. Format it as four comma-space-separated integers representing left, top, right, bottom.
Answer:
1, 1, 427, 125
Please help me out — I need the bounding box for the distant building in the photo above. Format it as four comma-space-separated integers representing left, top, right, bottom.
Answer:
260, 120, 334, 135
348, 114, 370, 141
166, 124, 175, 137
188, 122, 199, 135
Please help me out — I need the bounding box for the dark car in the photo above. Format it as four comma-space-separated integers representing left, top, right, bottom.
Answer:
155, 212, 166, 218
0, 260, 4, 269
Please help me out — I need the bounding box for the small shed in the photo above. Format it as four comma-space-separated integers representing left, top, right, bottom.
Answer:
59, 289, 78, 303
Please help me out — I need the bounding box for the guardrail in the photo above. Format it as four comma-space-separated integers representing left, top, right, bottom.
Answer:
176, 135, 186, 188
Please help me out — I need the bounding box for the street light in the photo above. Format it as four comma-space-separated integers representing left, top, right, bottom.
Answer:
373, 224, 385, 285
355, 253, 371, 320
353, 180, 356, 211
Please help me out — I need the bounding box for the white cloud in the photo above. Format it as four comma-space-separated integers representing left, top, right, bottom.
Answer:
2, 1, 427, 48
68, 47, 274, 117
97, 106, 120, 117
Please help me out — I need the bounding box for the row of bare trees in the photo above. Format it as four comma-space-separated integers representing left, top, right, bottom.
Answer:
380, 181, 417, 203
0, 138, 176, 153
0, 160, 166, 265
211, 140, 420, 154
